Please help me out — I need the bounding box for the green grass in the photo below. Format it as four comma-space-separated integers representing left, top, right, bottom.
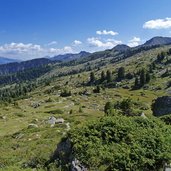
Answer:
0, 45, 171, 170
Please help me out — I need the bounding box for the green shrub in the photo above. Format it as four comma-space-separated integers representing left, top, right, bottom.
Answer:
68, 115, 171, 170
60, 89, 71, 97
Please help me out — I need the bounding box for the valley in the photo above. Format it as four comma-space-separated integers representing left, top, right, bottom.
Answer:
0, 37, 171, 170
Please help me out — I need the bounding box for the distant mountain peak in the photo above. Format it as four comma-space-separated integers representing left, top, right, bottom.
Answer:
143, 36, 171, 46
0, 57, 21, 65
112, 44, 130, 52
51, 51, 91, 61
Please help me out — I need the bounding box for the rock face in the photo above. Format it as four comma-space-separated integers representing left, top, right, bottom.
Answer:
47, 138, 88, 171
152, 96, 171, 116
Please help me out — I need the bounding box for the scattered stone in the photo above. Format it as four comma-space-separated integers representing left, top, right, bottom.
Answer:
15, 133, 24, 139
141, 112, 147, 119
66, 122, 70, 131
28, 123, 38, 129
0, 116, 6, 120
31, 119, 39, 124
56, 118, 65, 124
48, 116, 57, 125
47, 116, 65, 127
71, 158, 88, 171
31, 102, 40, 108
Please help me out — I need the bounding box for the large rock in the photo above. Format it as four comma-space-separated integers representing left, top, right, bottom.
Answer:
46, 138, 87, 171
48, 117, 65, 126
48, 116, 57, 125
56, 118, 65, 124
152, 96, 171, 116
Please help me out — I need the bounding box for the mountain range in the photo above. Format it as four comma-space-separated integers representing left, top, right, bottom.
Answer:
50, 51, 91, 61
0, 36, 171, 75
1, 35, 171, 171
0, 56, 20, 65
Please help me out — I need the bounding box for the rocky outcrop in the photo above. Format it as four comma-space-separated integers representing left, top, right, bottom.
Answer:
46, 138, 88, 171
152, 96, 171, 116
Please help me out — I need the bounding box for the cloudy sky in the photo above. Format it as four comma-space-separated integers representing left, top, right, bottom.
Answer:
0, 0, 171, 60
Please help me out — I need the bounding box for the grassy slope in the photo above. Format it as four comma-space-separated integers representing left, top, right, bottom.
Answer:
0, 45, 171, 170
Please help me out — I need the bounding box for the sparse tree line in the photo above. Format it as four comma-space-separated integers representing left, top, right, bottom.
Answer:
88, 48, 171, 90
88, 66, 151, 90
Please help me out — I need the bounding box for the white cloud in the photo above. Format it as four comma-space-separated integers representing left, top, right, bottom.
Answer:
73, 40, 82, 45
96, 30, 118, 36
0, 42, 74, 60
87, 37, 121, 49
143, 17, 171, 29
106, 39, 122, 44
0, 42, 42, 53
127, 37, 141, 47
49, 46, 73, 54
47, 41, 57, 46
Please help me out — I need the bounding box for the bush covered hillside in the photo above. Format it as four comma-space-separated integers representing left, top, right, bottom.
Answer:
1, 38, 171, 170
69, 115, 171, 171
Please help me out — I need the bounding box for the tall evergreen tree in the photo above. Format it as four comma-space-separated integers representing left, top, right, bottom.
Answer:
149, 64, 153, 73
146, 72, 150, 83
134, 76, 139, 88
152, 62, 156, 70
169, 48, 171, 55
90, 72, 96, 83
106, 70, 112, 83
101, 71, 106, 82
117, 67, 125, 81
140, 69, 146, 86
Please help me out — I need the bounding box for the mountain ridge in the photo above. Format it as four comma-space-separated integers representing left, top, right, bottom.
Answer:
143, 36, 171, 47
51, 51, 91, 61
0, 56, 21, 64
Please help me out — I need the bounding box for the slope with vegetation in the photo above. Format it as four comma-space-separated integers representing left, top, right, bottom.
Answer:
0, 37, 171, 170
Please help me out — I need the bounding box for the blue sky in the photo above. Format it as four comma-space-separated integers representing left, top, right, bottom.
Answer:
0, 0, 171, 60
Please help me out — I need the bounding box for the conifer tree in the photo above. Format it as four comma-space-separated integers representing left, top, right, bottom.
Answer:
117, 67, 125, 81
106, 70, 112, 83
134, 76, 139, 88
101, 71, 106, 82
90, 72, 96, 83
146, 72, 150, 83
140, 69, 146, 86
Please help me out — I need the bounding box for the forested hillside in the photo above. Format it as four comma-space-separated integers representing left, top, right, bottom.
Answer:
1, 37, 171, 170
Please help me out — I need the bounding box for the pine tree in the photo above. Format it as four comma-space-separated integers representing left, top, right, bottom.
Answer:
90, 72, 96, 83
149, 64, 153, 73
169, 48, 171, 55
101, 71, 106, 82
152, 62, 156, 70
93, 85, 100, 93
146, 72, 150, 83
117, 67, 125, 81
106, 70, 112, 83
134, 76, 139, 88
140, 69, 146, 86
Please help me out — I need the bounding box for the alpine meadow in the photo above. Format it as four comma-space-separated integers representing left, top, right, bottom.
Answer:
1, 1, 171, 171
